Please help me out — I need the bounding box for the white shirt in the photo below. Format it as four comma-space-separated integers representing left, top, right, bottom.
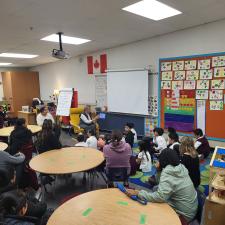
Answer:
36, 112, 55, 126
138, 151, 152, 173
194, 136, 203, 149
80, 113, 92, 124
86, 136, 98, 149
153, 136, 167, 152
75, 142, 88, 147
131, 128, 138, 143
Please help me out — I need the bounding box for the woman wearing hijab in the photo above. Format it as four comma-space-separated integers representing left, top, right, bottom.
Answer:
126, 148, 198, 223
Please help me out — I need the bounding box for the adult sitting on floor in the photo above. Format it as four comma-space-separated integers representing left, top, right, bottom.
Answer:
79, 105, 99, 133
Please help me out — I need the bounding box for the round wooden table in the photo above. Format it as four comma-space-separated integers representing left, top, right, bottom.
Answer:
0, 125, 42, 137
0, 142, 8, 151
29, 147, 105, 174
47, 188, 181, 225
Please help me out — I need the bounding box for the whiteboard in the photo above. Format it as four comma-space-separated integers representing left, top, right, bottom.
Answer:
107, 70, 149, 115
95, 75, 107, 107
56, 88, 73, 116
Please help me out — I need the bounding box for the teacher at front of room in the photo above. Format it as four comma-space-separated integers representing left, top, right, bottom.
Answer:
79, 105, 99, 133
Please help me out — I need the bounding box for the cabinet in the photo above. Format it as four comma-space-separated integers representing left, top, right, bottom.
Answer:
1, 71, 40, 117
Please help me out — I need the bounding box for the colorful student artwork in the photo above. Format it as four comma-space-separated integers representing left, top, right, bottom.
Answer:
148, 96, 158, 116
211, 79, 225, 89
172, 61, 184, 71
161, 62, 172, 71
161, 81, 171, 89
144, 117, 158, 137
174, 71, 185, 80
214, 67, 225, 78
172, 81, 183, 90
197, 80, 209, 90
186, 70, 199, 80
184, 80, 196, 90
198, 59, 211, 70
161, 71, 173, 80
184, 60, 197, 70
196, 90, 209, 100
210, 101, 224, 110
209, 90, 223, 100
199, 69, 213, 80
212, 56, 225, 67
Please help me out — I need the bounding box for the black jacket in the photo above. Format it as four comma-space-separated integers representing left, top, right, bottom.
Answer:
125, 131, 134, 148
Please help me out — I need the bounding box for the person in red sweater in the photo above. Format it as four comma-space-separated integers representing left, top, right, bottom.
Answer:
193, 129, 211, 158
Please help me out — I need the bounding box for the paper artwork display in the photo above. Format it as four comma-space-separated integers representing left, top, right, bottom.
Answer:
197, 80, 209, 90
185, 60, 197, 70
199, 69, 213, 80
197, 100, 206, 134
209, 90, 223, 100
161, 62, 172, 71
161, 81, 171, 89
211, 79, 225, 89
214, 67, 225, 78
186, 70, 199, 80
172, 61, 184, 71
196, 90, 209, 100
212, 56, 225, 67
161, 71, 173, 80
210, 101, 224, 110
174, 71, 185, 80
172, 81, 183, 90
184, 80, 196, 90
198, 59, 211, 70
148, 96, 158, 116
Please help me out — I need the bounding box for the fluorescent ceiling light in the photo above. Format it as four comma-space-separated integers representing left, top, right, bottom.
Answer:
0, 62, 12, 66
0, 53, 38, 58
41, 34, 91, 45
122, 0, 182, 21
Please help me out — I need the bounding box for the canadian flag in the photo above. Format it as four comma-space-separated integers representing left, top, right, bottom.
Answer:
87, 54, 107, 74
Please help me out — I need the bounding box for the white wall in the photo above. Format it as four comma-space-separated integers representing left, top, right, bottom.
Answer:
0, 67, 28, 101
32, 19, 225, 103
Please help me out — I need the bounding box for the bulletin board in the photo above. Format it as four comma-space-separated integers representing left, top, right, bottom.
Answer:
159, 52, 225, 141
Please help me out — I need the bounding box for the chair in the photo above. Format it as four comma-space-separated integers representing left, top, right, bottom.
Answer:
107, 167, 129, 187
69, 107, 84, 134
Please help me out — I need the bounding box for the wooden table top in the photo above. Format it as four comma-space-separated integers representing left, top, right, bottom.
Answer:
47, 188, 181, 225
0, 142, 8, 151
29, 147, 105, 174
0, 125, 41, 137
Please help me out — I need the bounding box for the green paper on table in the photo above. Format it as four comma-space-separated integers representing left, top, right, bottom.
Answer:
140, 214, 147, 224
117, 201, 128, 206
82, 208, 93, 217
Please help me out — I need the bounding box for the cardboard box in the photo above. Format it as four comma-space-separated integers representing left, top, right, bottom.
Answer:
203, 198, 225, 225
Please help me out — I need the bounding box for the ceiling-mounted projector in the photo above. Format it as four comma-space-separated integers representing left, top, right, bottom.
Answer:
52, 32, 70, 59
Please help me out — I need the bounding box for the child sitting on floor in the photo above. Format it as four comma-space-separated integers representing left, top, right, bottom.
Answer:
168, 132, 180, 157
136, 141, 152, 173
124, 123, 135, 148
75, 133, 88, 147
86, 129, 98, 149
153, 127, 167, 154
97, 134, 106, 151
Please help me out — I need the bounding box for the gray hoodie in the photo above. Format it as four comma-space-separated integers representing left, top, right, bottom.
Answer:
138, 164, 198, 222
0, 151, 25, 168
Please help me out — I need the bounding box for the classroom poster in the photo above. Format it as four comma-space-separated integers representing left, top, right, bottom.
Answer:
161, 81, 171, 89
197, 80, 210, 90
172, 81, 183, 90
198, 59, 211, 70
161, 62, 172, 71
196, 90, 209, 100
174, 71, 185, 80
161, 71, 173, 80
211, 80, 225, 89
214, 67, 225, 78
148, 96, 158, 116
184, 80, 196, 90
199, 69, 213, 80
172, 61, 184, 71
209, 90, 223, 100
212, 56, 225, 67
210, 101, 224, 110
144, 117, 157, 137
184, 60, 197, 70
196, 100, 206, 134
186, 70, 199, 80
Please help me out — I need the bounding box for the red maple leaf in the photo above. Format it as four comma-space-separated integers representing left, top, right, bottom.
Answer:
94, 60, 100, 69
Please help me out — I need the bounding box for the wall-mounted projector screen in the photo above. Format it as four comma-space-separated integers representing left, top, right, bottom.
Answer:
107, 70, 149, 115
